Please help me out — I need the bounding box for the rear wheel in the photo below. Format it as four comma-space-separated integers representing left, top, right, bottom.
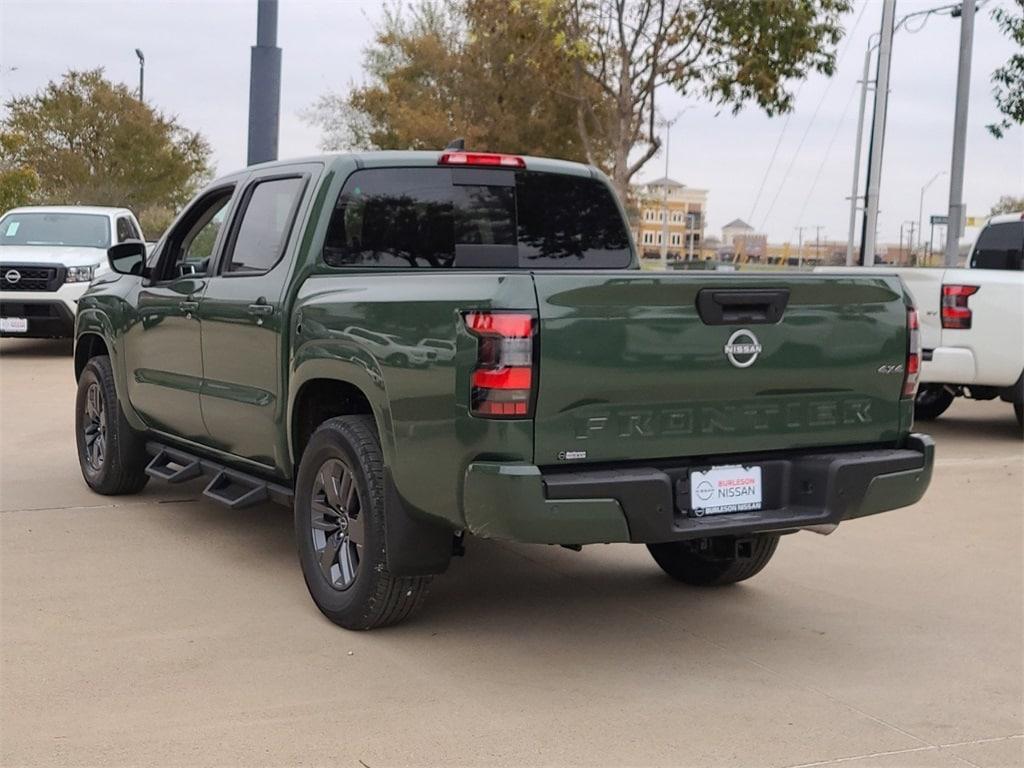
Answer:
75, 355, 149, 495
294, 415, 430, 630
647, 534, 780, 586
914, 384, 955, 421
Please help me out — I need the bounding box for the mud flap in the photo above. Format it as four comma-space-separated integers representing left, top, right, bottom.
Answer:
384, 468, 453, 576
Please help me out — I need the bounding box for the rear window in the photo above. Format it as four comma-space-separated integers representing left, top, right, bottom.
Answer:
0, 212, 110, 249
971, 221, 1023, 270
323, 167, 631, 269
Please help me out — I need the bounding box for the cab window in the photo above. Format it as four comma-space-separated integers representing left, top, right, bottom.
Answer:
157, 188, 234, 280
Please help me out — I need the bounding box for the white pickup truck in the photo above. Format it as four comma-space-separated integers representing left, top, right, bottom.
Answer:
819, 213, 1023, 430
0, 206, 144, 339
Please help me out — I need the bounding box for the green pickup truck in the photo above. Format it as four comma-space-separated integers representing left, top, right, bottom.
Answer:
74, 150, 934, 629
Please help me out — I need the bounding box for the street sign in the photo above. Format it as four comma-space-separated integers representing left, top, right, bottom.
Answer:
930, 215, 949, 225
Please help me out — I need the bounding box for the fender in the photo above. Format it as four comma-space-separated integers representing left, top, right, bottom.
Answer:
74, 307, 148, 433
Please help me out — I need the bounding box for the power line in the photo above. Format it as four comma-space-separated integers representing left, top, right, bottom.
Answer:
756, 0, 870, 232
794, 81, 860, 229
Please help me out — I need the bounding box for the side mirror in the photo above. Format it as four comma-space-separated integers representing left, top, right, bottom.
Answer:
107, 240, 148, 277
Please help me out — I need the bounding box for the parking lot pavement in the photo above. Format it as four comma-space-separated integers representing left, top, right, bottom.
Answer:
1, 339, 1021, 768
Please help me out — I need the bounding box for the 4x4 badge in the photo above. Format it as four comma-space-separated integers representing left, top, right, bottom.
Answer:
724, 329, 762, 368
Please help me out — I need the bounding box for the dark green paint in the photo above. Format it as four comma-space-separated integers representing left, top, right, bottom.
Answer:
75, 151, 923, 542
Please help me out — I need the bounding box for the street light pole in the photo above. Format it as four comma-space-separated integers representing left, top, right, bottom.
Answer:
247, 0, 282, 165
944, 0, 976, 266
134, 48, 144, 102
657, 116, 678, 270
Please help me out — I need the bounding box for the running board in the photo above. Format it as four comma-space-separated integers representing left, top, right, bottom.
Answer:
144, 442, 293, 509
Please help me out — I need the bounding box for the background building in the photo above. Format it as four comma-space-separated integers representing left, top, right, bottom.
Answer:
632, 177, 708, 261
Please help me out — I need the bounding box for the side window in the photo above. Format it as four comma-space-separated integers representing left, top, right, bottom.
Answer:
116, 217, 133, 243
224, 177, 306, 274
159, 188, 234, 280
128, 218, 143, 241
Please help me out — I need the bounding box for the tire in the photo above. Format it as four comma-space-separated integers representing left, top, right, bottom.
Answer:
1014, 401, 1023, 433
75, 355, 149, 495
914, 384, 955, 421
647, 534, 780, 586
294, 415, 431, 630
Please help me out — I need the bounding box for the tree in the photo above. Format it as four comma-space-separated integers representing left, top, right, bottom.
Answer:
565, 0, 850, 199
305, 0, 612, 163
990, 194, 1024, 215
1, 69, 211, 214
0, 132, 39, 213
988, 0, 1024, 139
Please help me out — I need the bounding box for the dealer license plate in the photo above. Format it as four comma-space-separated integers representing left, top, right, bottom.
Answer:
0, 317, 28, 333
690, 464, 763, 516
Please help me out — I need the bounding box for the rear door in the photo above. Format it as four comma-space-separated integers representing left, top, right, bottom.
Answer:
531, 273, 909, 466
197, 165, 318, 471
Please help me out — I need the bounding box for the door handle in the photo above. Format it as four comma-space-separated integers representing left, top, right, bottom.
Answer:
178, 300, 199, 313
247, 303, 274, 317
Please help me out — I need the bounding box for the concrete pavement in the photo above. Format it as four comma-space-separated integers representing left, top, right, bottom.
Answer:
1, 338, 1021, 767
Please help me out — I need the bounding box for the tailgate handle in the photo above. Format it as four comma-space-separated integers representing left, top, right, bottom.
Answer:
696, 289, 790, 325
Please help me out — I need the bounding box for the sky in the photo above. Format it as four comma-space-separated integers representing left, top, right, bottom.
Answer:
1, 0, 1022, 245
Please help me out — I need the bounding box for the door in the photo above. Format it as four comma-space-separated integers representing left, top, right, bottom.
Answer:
197, 170, 313, 470
123, 186, 236, 441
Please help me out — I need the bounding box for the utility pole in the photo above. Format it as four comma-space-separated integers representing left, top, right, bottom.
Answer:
861, 0, 897, 266
134, 49, 144, 102
814, 225, 825, 265
944, 0, 975, 267
657, 116, 678, 270
247, 0, 282, 165
795, 226, 810, 269
847, 35, 878, 265
917, 171, 946, 263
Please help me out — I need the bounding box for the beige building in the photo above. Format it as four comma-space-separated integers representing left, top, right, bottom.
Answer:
632, 177, 708, 261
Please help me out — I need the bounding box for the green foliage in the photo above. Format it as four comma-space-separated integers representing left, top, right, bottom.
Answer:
988, 0, 1023, 139
305, 0, 613, 163
1, 69, 212, 212
136, 205, 176, 241
990, 194, 1024, 215
0, 131, 40, 213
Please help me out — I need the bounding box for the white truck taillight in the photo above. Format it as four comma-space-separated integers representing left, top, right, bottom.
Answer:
464, 312, 535, 418
903, 308, 921, 398
941, 284, 979, 329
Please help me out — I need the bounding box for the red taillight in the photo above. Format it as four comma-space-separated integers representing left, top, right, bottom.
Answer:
903, 308, 921, 398
464, 311, 535, 418
941, 284, 979, 329
439, 151, 526, 169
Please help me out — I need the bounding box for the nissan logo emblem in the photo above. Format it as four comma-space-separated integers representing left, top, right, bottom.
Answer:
4, 269, 21, 285
724, 329, 762, 368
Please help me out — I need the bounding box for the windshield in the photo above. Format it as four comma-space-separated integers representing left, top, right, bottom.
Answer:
0, 212, 111, 249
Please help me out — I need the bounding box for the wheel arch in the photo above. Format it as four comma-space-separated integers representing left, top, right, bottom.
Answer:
288, 364, 395, 473
74, 332, 110, 380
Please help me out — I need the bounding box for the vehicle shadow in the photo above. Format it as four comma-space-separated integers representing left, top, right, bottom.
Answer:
921, 412, 1022, 444
0, 338, 74, 357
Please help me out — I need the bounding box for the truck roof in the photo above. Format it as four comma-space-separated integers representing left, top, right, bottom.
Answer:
2, 205, 135, 218
986, 211, 1024, 225
242, 150, 598, 180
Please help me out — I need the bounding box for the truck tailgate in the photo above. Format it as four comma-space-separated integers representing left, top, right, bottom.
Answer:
532, 273, 909, 465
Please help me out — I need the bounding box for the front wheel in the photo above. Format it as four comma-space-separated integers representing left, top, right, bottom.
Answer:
647, 534, 780, 586
294, 415, 430, 630
914, 384, 955, 421
75, 355, 149, 495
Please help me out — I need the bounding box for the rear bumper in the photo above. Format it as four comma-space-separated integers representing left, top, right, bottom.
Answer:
921, 346, 976, 384
462, 434, 935, 545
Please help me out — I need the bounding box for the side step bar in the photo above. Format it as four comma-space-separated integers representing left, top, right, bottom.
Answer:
145, 442, 293, 509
